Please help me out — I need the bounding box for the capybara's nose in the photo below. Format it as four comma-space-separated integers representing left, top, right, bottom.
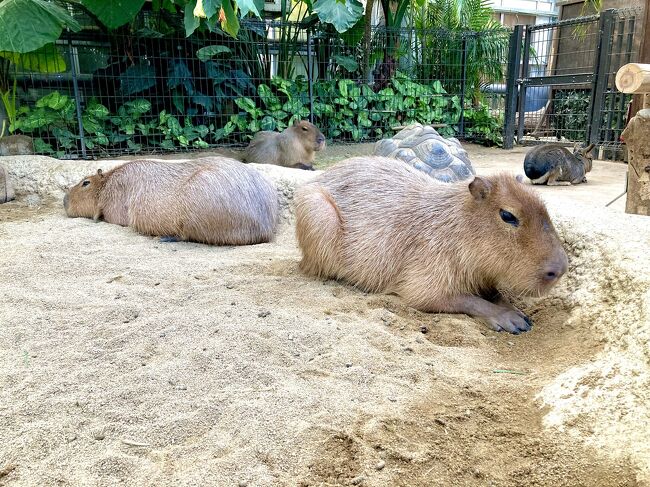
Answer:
317, 135, 325, 144
63, 193, 69, 210
542, 255, 568, 283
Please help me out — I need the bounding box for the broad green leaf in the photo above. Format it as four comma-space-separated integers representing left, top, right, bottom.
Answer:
184, 1, 200, 37
82, 115, 103, 134
201, 0, 222, 18
85, 101, 109, 119
0, 44, 66, 73
341, 17, 364, 45
33, 138, 53, 154
0, 0, 80, 53
260, 116, 276, 131
125, 99, 152, 115
36, 91, 69, 110
220, 0, 240, 38
237, 0, 262, 18
119, 63, 156, 96
332, 55, 358, 73
80, 0, 146, 29
194, 139, 209, 149
196, 45, 231, 61
312, 0, 363, 33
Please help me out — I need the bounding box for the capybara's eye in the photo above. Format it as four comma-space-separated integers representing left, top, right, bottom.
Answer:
82, 180, 90, 187
302, 126, 308, 131
499, 209, 519, 227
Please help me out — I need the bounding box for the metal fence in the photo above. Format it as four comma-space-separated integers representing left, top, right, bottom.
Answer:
503, 7, 641, 159
0, 6, 642, 159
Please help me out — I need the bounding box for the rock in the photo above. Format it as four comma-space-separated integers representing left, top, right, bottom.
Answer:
375, 460, 386, 470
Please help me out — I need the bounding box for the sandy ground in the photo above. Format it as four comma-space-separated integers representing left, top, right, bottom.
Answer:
0, 143, 648, 486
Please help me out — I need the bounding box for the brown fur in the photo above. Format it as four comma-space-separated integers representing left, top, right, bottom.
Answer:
0, 135, 34, 156
295, 156, 568, 334
64, 158, 279, 246
242, 120, 325, 170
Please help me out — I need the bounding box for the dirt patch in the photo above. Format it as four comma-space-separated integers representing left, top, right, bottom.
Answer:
0, 152, 647, 486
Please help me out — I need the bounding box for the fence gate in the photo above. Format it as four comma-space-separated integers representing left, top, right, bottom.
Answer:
503, 8, 641, 159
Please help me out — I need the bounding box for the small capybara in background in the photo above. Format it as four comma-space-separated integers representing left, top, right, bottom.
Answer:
243, 120, 326, 170
295, 156, 568, 334
524, 143, 595, 185
64, 158, 279, 245
0, 134, 34, 156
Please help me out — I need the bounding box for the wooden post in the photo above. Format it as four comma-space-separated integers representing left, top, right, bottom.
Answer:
617, 63, 650, 215
630, 0, 650, 117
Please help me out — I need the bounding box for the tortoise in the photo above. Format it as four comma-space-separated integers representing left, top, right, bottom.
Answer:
373, 123, 475, 183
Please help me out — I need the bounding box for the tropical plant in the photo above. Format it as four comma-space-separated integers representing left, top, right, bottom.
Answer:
463, 102, 503, 146
413, 0, 509, 103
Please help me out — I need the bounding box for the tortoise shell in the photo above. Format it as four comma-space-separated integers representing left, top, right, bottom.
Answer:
374, 123, 475, 183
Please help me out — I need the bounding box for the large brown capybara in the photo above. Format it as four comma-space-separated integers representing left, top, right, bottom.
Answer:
64, 158, 279, 245
242, 120, 326, 170
295, 156, 569, 334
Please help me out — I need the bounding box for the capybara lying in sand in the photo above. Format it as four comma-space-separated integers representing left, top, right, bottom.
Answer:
64, 158, 279, 245
242, 120, 326, 170
295, 156, 568, 334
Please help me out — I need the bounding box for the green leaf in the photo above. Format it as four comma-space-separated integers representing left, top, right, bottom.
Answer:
0, 0, 80, 53
332, 55, 358, 73
220, 0, 240, 38
184, 0, 200, 37
36, 92, 69, 110
82, 115, 103, 134
119, 63, 156, 96
125, 99, 152, 115
161, 139, 175, 150
341, 17, 364, 45
258, 84, 280, 109
127, 139, 142, 151
80, 0, 146, 29
196, 45, 231, 61
313, 0, 363, 33
33, 138, 53, 154
85, 101, 109, 119
260, 116, 276, 131
201, 0, 222, 18
0, 43, 66, 73
237, 0, 262, 18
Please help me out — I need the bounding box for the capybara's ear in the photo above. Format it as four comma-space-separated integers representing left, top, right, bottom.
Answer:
97, 168, 104, 177
469, 177, 492, 201
293, 119, 300, 127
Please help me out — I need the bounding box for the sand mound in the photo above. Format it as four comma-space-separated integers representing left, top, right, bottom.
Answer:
0, 155, 648, 486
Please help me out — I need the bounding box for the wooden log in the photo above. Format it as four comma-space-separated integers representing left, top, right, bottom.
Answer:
621, 112, 650, 216
615, 63, 650, 94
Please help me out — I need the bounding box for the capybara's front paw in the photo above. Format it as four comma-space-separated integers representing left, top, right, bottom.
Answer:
486, 309, 532, 335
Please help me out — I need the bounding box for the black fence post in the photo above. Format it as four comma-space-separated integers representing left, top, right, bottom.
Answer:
459, 33, 467, 138
307, 28, 315, 124
504, 25, 524, 149
67, 34, 86, 159
588, 9, 615, 148
516, 25, 532, 145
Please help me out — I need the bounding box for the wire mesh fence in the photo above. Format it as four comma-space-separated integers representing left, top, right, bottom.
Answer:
511, 7, 642, 159
0, 4, 511, 159
0, 5, 643, 159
